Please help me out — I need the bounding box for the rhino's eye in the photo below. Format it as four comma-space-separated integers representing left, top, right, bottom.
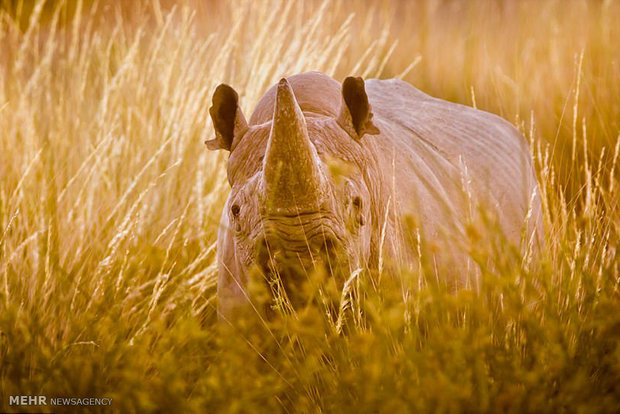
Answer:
352, 196, 362, 209
231, 203, 241, 218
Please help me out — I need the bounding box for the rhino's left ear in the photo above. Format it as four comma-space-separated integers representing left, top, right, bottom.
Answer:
206, 84, 248, 151
337, 76, 380, 140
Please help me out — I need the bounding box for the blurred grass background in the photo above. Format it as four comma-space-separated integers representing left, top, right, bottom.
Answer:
0, 0, 618, 412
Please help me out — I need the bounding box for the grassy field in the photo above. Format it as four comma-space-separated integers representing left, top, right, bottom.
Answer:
1, 0, 619, 412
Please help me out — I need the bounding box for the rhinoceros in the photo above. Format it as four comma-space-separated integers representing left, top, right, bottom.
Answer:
206, 71, 543, 316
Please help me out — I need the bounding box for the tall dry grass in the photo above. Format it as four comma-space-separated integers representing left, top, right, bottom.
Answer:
0, 0, 618, 412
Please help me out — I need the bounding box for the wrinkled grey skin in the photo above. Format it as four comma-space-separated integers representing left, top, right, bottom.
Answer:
206, 72, 543, 317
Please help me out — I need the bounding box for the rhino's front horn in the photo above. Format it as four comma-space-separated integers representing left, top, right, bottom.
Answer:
263, 78, 325, 214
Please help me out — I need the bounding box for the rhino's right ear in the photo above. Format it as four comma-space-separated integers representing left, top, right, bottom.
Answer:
206, 84, 248, 151
337, 76, 380, 141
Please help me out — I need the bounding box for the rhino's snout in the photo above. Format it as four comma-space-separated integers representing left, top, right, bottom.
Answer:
253, 233, 345, 309
255, 230, 341, 273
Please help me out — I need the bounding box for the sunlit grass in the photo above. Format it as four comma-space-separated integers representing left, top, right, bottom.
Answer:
0, 0, 618, 412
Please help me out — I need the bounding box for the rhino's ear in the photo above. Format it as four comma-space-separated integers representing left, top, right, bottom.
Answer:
337, 76, 380, 140
206, 84, 248, 151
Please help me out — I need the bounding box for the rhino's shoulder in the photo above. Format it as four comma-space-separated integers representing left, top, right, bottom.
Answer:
249, 72, 342, 125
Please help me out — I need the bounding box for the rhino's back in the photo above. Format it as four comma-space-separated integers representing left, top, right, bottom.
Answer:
364, 78, 541, 248
366, 78, 534, 186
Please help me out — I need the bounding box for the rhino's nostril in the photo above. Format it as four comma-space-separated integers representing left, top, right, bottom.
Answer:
320, 237, 338, 258
323, 237, 335, 250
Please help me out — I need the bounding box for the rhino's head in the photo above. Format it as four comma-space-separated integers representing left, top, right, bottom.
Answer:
206, 75, 379, 315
